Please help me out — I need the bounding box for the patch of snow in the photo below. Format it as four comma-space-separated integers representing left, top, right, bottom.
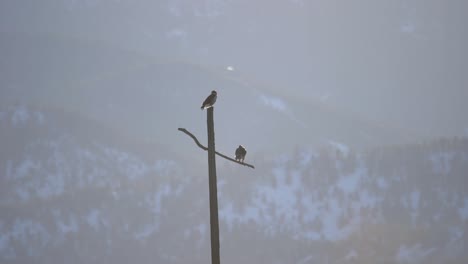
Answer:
36, 172, 65, 198
146, 185, 172, 217
221, 165, 303, 231
328, 140, 349, 156
396, 244, 436, 263
103, 147, 130, 163
125, 161, 149, 181
11, 105, 30, 125
219, 203, 236, 229
0, 236, 14, 259
377, 177, 389, 189
432, 212, 442, 222
337, 167, 365, 195
410, 190, 420, 210
449, 227, 464, 242
429, 152, 455, 175
86, 209, 101, 231
275, 153, 292, 164
222, 201, 264, 229
101, 146, 174, 181
321, 198, 341, 240
13, 158, 40, 180
197, 223, 207, 237
34, 111, 45, 124
153, 159, 178, 176
0, 222, 11, 255
302, 230, 321, 240
11, 219, 50, 250
184, 223, 207, 247
16, 188, 30, 201
358, 190, 379, 208
112, 190, 120, 200
183, 228, 191, 240
258, 167, 300, 221
321, 198, 357, 241
76, 148, 97, 162
134, 224, 158, 241
458, 197, 468, 221
298, 149, 316, 167
56, 214, 79, 235
5, 160, 12, 179
258, 94, 288, 112
243, 206, 260, 221
0, 224, 15, 259
300, 194, 321, 223
166, 28, 188, 40
435, 189, 460, 208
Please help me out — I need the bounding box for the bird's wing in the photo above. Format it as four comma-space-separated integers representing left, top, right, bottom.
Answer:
201, 94, 213, 107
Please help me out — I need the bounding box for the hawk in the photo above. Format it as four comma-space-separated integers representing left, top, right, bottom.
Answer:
235, 145, 247, 163
201, 90, 217, 110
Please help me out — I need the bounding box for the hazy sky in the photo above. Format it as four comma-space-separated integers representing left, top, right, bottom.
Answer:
1, 0, 467, 147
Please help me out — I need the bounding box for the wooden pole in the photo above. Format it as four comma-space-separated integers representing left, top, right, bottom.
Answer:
178, 107, 255, 264
207, 107, 220, 264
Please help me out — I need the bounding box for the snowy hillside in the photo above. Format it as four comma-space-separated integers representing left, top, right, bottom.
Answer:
1, 105, 467, 264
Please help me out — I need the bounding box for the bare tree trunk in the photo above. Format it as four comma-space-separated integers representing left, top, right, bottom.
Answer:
207, 107, 220, 264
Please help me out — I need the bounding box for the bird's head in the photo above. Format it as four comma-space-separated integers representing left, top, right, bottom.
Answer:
211, 90, 217, 95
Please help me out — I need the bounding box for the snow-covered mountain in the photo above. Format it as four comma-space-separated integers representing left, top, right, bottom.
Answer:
1, 105, 467, 264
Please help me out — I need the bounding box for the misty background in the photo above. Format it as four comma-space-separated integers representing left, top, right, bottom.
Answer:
1, 0, 467, 263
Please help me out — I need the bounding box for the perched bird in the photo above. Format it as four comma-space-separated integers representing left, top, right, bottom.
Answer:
235, 145, 247, 163
201, 90, 217, 110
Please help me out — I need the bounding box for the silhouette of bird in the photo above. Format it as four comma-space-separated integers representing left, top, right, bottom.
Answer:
235, 145, 247, 163
201, 90, 217, 110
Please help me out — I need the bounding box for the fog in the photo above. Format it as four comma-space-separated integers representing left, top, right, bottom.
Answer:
1, 1, 467, 263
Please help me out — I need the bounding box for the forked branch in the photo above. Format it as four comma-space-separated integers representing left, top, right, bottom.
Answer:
178, 128, 255, 169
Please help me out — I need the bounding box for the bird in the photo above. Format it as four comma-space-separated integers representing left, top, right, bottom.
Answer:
201, 90, 217, 110
235, 145, 247, 163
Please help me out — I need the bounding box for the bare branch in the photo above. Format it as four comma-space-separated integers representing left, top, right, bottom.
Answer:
178, 128, 208, 150
178, 128, 255, 169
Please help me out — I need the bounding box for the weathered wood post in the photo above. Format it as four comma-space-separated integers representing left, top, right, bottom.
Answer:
207, 107, 220, 264
178, 106, 255, 264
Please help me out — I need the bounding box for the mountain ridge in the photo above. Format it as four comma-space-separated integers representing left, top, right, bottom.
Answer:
1, 103, 467, 264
